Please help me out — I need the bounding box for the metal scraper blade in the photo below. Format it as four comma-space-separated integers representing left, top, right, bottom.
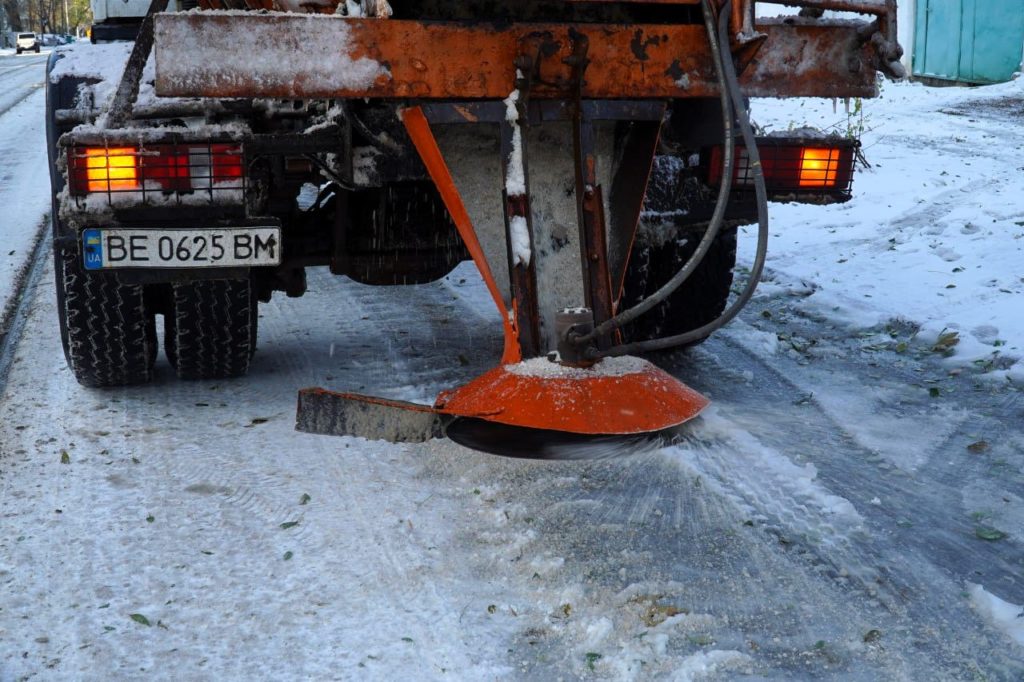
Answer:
444, 417, 666, 460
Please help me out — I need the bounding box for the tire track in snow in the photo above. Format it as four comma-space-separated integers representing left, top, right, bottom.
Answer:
129, 265, 500, 566
886, 178, 991, 232
0, 82, 43, 120
658, 330, 1024, 676
0, 58, 45, 120
0, 217, 50, 398
713, 316, 1024, 606
0, 258, 517, 677
118, 268, 515, 675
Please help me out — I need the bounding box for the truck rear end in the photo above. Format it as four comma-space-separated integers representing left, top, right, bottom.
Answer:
47, 0, 901, 443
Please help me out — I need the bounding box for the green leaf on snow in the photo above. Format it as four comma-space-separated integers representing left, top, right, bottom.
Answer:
975, 526, 1007, 541
129, 614, 151, 627
60, 450, 71, 464
299, 493, 311, 506
279, 521, 299, 530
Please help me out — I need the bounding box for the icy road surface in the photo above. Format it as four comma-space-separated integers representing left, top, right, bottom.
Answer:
2, 54, 1024, 678
0, 51, 50, 325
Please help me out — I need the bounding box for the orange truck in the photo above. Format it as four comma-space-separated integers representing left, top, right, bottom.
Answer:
46, 0, 902, 448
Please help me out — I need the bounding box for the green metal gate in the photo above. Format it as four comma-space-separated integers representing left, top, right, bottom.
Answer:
914, 0, 1024, 84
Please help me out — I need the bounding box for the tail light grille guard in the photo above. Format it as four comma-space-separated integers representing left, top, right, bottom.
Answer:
67, 141, 246, 207
704, 137, 858, 203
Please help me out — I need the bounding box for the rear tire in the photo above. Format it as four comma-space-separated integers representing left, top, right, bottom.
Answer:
55, 246, 157, 387
164, 279, 258, 380
619, 224, 738, 347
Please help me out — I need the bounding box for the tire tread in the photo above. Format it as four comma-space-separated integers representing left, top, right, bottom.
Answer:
166, 279, 257, 380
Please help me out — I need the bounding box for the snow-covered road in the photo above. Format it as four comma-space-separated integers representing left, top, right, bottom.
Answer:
1, 50, 1023, 680
0, 52, 50, 329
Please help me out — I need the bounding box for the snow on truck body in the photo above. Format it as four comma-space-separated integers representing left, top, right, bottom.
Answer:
46, 1, 900, 413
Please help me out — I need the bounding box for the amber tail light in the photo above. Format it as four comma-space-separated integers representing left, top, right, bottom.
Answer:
704, 138, 858, 202
69, 144, 244, 196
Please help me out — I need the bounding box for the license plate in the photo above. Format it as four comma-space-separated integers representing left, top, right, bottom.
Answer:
82, 227, 281, 270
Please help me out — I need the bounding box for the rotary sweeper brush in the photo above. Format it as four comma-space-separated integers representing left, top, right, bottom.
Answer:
46, 0, 902, 455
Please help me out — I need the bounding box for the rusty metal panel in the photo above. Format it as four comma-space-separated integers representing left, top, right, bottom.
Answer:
154, 15, 877, 100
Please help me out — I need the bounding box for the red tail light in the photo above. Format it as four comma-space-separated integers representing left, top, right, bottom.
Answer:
141, 149, 190, 191
69, 144, 244, 196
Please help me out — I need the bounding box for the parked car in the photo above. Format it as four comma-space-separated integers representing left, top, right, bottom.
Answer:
15, 32, 40, 54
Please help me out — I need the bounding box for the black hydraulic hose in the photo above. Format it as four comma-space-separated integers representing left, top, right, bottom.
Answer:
593, 0, 771, 357
571, 0, 736, 350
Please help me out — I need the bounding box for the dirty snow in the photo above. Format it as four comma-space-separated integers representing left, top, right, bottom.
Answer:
5, 46, 1024, 681
506, 355, 651, 379
744, 75, 1024, 382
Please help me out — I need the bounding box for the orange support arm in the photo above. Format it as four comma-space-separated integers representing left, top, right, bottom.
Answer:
400, 106, 522, 365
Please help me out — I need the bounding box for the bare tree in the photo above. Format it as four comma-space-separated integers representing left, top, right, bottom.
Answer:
2, 0, 24, 32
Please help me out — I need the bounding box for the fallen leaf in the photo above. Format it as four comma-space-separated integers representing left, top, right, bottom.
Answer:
975, 526, 1006, 541
931, 330, 960, 354
129, 614, 151, 627
283, 551, 293, 561
299, 493, 311, 506
279, 521, 299, 530
60, 450, 70, 465
967, 441, 989, 454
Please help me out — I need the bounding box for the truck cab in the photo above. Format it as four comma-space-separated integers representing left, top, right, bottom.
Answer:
90, 0, 180, 42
